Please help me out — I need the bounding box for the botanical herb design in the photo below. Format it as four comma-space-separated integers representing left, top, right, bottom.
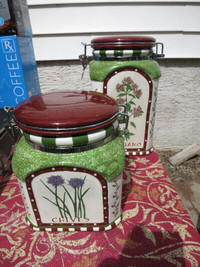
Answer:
116, 77, 144, 139
111, 181, 120, 217
41, 175, 90, 221
150, 87, 157, 138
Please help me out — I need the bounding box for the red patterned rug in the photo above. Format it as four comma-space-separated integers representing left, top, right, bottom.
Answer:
1, 150, 200, 266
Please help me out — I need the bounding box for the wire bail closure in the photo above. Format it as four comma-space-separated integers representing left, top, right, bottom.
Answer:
118, 104, 129, 135
79, 42, 92, 79
153, 42, 165, 58
79, 41, 164, 78
4, 106, 18, 139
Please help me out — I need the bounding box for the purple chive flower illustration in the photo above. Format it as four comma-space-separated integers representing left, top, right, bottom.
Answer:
47, 175, 65, 187
41, 175, 71, 219
68, 178, 84, 189
67, 177, 90, 219
41, 175, 90, 221
116, 77, 144, 140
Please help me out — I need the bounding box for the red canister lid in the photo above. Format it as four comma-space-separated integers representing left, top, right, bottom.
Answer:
91, 36, 156, 49
14, 91, 119, 136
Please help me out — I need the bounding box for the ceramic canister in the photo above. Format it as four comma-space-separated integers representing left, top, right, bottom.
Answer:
12, 90, 128, 232
88, 36, 164, 156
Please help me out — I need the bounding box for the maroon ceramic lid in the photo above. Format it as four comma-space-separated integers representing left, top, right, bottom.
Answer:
91, 36, 156, 49
14, 91, 119, 136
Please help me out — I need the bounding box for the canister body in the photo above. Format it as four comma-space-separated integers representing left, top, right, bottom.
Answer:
89, 36, 163, 155
12, 91, 126, 231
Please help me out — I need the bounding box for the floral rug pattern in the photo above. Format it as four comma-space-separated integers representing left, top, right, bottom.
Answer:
1, 151, 200, 266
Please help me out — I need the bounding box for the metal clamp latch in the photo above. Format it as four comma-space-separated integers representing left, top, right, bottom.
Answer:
118, 104, 129, 135
4, 106, 20, 140
79, 42, 92, 79
153, 42, 165, 58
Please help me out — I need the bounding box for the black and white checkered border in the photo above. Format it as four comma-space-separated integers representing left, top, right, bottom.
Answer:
26, 215, 122, 232
125, 147, 154, 156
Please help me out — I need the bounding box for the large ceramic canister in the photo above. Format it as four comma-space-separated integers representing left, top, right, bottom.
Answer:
89, 36, 164, 156
12, 90, 128, 232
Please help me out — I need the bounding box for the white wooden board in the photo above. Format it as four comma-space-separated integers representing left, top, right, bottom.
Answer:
27, 0, 200, 5
32, 33, 200, 60
26, 1, 200, 60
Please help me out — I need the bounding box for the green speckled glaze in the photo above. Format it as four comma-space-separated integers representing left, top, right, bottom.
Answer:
89, 60, 161, 82
12, 136, 125, 182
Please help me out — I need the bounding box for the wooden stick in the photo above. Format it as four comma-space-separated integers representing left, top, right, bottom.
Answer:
168, 144, 200, 166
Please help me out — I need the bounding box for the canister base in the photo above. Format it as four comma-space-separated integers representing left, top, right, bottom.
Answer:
125, 147, 154, 156
25, 214, 122, 232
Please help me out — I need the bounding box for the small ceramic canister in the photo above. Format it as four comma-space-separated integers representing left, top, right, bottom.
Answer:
86, 36, 164, 156
12, 91, 128, 232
